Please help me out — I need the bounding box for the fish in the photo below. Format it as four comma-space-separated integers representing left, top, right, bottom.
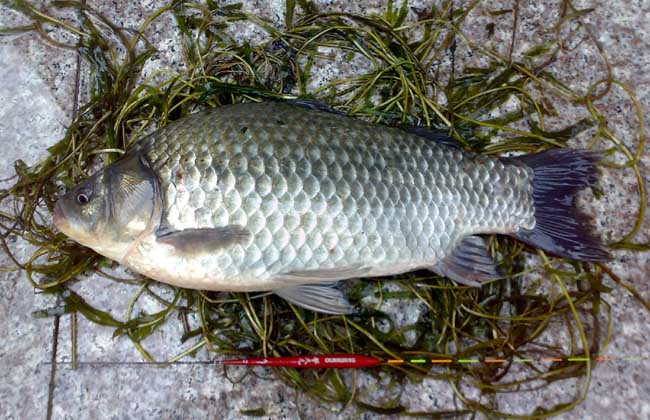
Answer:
53, 101, 610, 314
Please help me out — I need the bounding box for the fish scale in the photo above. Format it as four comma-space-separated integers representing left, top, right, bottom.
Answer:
133, 101, 535, 286
54, 100, 611, 313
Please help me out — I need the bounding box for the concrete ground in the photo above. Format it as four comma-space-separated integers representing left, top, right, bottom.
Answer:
1, 1, 649, 419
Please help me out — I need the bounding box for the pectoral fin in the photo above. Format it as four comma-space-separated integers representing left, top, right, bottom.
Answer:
274, 264, 371, 282
431, 236, 500, 287
274, 283, 354, 314
156, 225, 251, 255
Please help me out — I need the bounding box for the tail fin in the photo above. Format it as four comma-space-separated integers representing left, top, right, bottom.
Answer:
505, 149, 611, 261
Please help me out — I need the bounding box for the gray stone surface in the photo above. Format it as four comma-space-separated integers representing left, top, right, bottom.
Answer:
0, 43, 70, 420
1, 1, 648, 419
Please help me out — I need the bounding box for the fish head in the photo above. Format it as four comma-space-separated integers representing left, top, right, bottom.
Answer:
54, 151, 161, 262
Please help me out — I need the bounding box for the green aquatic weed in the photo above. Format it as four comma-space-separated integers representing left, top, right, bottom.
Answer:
1, 0, 648, 417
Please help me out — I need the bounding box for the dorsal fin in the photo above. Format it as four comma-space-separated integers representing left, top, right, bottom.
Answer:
398, 126, 462, 149
281, 99, 463, 149
282, 98, 347, 115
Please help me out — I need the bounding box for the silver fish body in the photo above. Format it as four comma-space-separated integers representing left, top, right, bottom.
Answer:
135, 102, 533, 284
54, 101, 609, 313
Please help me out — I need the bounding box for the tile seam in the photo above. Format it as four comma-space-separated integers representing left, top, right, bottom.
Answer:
45, 2, 86, 419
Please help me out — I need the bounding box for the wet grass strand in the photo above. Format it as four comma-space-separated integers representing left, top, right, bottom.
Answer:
0, 0, 648, 417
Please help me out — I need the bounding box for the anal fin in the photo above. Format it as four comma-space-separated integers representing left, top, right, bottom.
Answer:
431, 236, 499, 287
274, 283, 354, 315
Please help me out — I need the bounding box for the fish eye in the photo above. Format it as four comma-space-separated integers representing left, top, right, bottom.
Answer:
76, 191, 90, 205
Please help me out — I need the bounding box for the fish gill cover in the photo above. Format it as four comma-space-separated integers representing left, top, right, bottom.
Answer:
0, 0, 648, 417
